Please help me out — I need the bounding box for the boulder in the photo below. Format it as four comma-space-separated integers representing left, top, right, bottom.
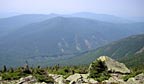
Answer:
66, 73, 81, 81
126, 73, 144, 84
103, 76, 125, 84
18, 75, 37, 84
134, 73, 144, 81
55, 76, 65, 84
97, 56, 130, 74
66, 73, 89, 84
126, 78, 138, 84
66, 73, 99, 84
88, 78, 98, 84
49, 74, 65, 84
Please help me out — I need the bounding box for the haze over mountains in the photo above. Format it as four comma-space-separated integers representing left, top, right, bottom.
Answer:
0, 12, 144, 67
65, 34, 144, 67
0, 14, 58, 37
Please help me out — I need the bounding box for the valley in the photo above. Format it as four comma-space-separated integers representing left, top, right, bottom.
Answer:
0, 13, 144, 67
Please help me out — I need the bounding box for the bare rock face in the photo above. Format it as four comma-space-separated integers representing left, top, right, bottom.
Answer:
97, 56, 130, 74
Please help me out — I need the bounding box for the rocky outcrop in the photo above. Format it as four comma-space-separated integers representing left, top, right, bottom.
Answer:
88, 78, 98, 84
0, 56, 143, 84
49, 74, 65, 84
0, 75, 48, 84
127, 78, 138, 84
66, 73, 98, 84
97, 56, 130, 74
102, 73, 144, 84
66, 73, 87, 84
64, 56, 131, 84
103, 76, 126, 84
127, 73, 144, 84
18, 75, 37, 84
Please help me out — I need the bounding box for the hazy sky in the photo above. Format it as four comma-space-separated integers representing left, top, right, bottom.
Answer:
0, 0, 144, 17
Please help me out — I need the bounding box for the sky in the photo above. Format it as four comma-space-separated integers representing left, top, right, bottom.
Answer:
0, 0, 144, 17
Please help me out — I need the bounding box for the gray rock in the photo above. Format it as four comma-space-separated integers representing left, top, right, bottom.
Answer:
34, 82, 47, 84
97, 56, 130, 74
18, 75, 37, 84
135, 73, 144, 81
88, 78, 98, 84
127, 78, 138, 84
126, 73, 144, 84
0, 76, 2, 81
88, 56, 131, 83
66, 73, 88, 84
66, 73, 80, 80
66, 73, 83, 84
49, 74, 65, 84
55, 76, 65, 84
103, 76, 126, 84
0, 80, 19, 84
66, 73, 99, 84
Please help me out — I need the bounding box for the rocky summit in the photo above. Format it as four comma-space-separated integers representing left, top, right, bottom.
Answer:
97, 56, 131, 74
0, 56, 144, 84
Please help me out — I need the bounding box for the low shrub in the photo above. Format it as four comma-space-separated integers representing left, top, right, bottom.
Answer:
89, 60, 110, 82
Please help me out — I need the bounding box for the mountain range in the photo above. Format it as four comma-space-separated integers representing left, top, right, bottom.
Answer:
0, 12, 144, 67
61, 34, 144, 67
